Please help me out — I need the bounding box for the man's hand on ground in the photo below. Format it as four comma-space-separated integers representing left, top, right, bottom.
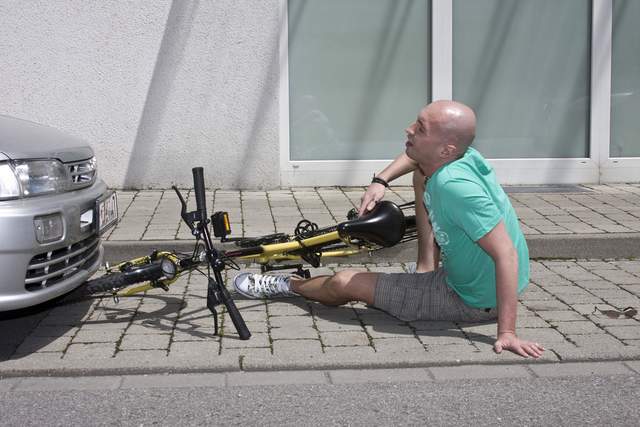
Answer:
358, 183, 386, 216
494, 332, 545, 358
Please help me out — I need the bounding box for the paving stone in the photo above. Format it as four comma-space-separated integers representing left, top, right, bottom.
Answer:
72, 329, 124, 343
119, 334, 171, 350
529, 362, 632, 378
587, 288, 636, 299
524, 300, 571, 311
570, 303, 615, 315
416, 329, 470, 345
538, 310, 585, 322
272, 339, 322, 356
409, 320, 458, 330
222, 348, 272, 360
605, 326, 640, 340
430, 364, 532, 381
511, 328, 567, 344
269, 315, 314, 328
552, 321, 605, 335
591, 270, 640, 284
364, 324, 414, 339
270, 326, 318, 340
372, 338, 425, 353
232, 300, 268, 311
625, 360, 640, 374
322, 346, 376, 357
314, 317, 362, 331
6, 352, 64, 368
321, 331, 370, 347
458, 323, 496, 335
13, 336, 72, 355
221, 332, 270, 349
618, 284, 640, 295
114, 350, 169, 364
171, 329, 219, 342
63, 343, 116, 360
516, 316, 553, 328
168, 340, 220, 357
570, 334, 625, 348
267, 301, 311, 316
330, 368, 432, 384
585, 314, 639, 327
543, 285, 593, 296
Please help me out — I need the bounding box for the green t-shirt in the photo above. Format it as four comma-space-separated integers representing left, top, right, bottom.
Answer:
424, 147, 529, 308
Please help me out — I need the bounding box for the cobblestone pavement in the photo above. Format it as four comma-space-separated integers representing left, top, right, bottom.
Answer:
1, 259, 639, 375
104, 184, 640, 242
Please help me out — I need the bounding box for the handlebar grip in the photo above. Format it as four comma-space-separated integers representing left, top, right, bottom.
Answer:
192, 167, 207, 220
224, 297, 251, 340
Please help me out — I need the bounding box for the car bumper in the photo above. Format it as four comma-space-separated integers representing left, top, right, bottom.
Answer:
0, 180, 111, 311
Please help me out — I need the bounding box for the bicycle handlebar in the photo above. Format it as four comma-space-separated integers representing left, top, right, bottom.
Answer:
190, 166, 251, 341
192, 167, 207, 221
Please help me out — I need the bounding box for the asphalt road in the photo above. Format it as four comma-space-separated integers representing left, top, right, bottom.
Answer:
1, 373, 638, 426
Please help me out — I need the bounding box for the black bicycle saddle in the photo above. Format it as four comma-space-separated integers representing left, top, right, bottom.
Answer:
337, 201, 406, 247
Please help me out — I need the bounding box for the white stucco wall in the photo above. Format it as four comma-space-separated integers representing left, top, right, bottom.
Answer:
0, 0, 281, 189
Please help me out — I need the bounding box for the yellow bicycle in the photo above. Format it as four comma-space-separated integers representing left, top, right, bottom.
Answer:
84, 167, 417, 340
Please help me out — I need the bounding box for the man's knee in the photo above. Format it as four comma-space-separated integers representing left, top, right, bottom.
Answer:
327, 270, 377, 304
327, 270, 358, 298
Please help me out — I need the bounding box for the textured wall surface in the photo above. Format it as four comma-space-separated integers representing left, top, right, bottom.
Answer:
0, 0, 281, 189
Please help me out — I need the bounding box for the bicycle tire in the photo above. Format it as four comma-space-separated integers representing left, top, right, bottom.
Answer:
84, 261, 164, 294
84, 271, 134, 294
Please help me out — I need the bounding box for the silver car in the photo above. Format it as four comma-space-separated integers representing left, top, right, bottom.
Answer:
0, 115, 117, 311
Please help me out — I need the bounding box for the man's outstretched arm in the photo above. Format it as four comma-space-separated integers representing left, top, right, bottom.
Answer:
477, 221, 544, 358
358, 153, 418, 215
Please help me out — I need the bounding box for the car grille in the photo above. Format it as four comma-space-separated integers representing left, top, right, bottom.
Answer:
25, 234, 101, 291
66, 158, 96, 190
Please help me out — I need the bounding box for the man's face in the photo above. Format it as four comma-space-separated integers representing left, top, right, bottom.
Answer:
404, 107, 442, 163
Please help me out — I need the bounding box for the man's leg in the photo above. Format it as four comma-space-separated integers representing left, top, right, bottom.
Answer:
290, 270, 378, 306
413, 169, 440, 272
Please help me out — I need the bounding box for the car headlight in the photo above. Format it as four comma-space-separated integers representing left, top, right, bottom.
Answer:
0, 162, 21, 199
0, 159, 70, 200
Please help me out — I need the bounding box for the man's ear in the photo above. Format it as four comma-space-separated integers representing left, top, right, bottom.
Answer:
441, 143, 458, 158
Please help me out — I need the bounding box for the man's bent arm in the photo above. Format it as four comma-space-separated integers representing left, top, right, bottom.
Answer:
359, 153, 418, 215
374, 152, 418, 183
477, 222, 544, 358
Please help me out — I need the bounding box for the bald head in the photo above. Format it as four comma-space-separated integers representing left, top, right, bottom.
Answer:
423, 100, 476, 155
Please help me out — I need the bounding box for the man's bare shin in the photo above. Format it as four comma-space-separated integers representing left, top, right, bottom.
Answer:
290, 272, 377, 306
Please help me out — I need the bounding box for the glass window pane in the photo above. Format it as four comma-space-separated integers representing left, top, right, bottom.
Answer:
288, 0, 430, 161
611, 0, 640, 158
453, 0, 590, 159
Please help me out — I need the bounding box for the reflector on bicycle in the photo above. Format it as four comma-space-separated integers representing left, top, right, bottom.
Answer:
212, 211, 231, 238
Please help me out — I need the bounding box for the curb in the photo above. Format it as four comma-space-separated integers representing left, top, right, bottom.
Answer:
103, 233, 640, 264
2, 354, 640, 379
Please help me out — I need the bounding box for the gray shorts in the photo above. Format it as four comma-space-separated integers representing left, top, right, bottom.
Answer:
373, 268, 498, 322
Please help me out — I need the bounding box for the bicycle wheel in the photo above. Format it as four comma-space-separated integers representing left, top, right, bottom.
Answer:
84, 261, 164, 294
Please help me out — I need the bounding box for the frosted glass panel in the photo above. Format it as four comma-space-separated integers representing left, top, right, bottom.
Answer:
611, 0, 640, 158
288, 0, 430, 161
453, 0, 590, 159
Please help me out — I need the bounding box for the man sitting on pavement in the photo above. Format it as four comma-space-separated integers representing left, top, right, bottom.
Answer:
234, 100, 545, 359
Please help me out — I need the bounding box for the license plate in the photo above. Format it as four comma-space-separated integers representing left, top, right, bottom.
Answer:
96, 191, 118, 234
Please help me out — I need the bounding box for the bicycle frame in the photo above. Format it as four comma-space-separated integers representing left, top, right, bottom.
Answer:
85, 167, 416, 341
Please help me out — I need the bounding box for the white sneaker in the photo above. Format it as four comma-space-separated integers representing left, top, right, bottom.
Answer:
233, 273, 297, 299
